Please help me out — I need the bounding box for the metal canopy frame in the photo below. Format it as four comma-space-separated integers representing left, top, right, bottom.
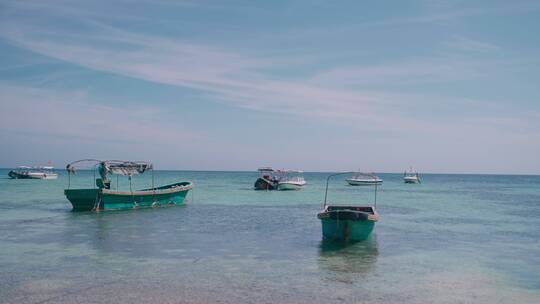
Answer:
65, 159, 154, 191
323, 171, 379, 209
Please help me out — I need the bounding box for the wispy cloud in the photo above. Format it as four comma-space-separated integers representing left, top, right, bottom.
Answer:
443, 35, 502, 53
0, 85, 202, 145
0, 19, 381, 123
1, 1, 537, 127
308, 59, 491, 88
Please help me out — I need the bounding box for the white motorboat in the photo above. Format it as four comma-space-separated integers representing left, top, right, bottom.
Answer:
8, 165, 58, 180
403, 167, 421, 184
277, 170, 306, 190
346, 172, 382, 186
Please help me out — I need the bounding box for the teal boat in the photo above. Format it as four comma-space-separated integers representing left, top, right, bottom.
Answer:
64, 159, 193, 211
317, 172, 380, 242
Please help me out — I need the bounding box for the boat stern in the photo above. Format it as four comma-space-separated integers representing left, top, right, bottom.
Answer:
318, 206, 378, 241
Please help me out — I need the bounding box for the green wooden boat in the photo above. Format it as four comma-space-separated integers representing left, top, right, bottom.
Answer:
64, 159, 193, 211
317, 172, 380, 242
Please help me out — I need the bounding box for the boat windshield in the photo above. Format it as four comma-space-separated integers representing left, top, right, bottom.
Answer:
277, 170, 305, 182
351, 172, 379, 180
404, 167, 419, 177
14, 165, 55, 173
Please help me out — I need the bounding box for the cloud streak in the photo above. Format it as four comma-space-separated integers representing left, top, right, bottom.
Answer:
0, 18, 384, 123
1, 1, 537, 127
0, 3, 513, 128
0, 85, 202, 146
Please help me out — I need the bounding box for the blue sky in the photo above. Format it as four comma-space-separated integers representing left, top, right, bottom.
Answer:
0, 0, 539, 173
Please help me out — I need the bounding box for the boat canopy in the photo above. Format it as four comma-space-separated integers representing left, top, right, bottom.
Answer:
104, 161, 152, 176
66, 159, 152, 176
258, 167, 274, 172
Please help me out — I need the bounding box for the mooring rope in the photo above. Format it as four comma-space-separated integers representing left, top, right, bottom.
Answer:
152, 169, 156, 205
335, 210, 340, 239
92, 192, 102, 211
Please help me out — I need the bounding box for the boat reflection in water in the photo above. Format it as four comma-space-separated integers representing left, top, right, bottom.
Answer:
318, 236, 378, 276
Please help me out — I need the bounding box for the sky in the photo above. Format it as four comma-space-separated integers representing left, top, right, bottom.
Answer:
0, 0, 539, 174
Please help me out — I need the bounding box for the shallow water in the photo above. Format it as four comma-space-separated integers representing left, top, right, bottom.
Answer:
1, 170, 539, 303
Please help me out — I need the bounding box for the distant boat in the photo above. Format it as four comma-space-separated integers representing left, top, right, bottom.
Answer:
64, 159, 193, 211
254, 167, 279, 190
346, 172, 382, 186
403, 167, 421, 184
277, 170, 306, 191
8, 165, 58, 180
318, 172, 380, 242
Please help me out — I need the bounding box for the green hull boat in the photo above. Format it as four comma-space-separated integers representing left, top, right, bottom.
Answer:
318, 206, 378, 241
317, 172, 380, 242
65, 182, 192, 211
64, 159, 193, 211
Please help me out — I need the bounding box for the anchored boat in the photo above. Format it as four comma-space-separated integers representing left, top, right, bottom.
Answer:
403, 167, 421, 184
64, 159, 193, 211
254, 167, 279, 190
277, 170, 306, 191
318, 172, 380, 242
346, 172, 382, 186
8, 165, 58, 180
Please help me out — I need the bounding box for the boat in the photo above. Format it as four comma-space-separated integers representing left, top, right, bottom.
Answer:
8, 165, 58, 179
277, 170, 306, 190
318, 172, 380, 242
346, 172, 382, 186
64, 159, 193, 211
403, 167, 421, 184
254, 167, 279, 190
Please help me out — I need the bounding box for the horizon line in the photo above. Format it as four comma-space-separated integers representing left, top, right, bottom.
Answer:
1, 168, 539, 176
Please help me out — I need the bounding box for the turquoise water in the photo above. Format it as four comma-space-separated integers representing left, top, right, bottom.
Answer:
1, 170, 539, 303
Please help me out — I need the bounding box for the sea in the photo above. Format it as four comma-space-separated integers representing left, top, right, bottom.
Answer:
1, 169, 539, 303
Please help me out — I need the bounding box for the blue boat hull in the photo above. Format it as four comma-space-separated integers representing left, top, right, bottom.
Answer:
320, 219, 375, 241
318, 206, 378, 241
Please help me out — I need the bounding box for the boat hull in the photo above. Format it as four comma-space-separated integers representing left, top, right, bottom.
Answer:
64, 182, 193, 211
8, 171, 20, 179
403, 177, 420, 184
346, 179, 382, 186
319, 218, 375, 241
277, 182, 305, 191
254, 177, 277, 190
318, 207, 378, 241
8, 171, 58, 179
